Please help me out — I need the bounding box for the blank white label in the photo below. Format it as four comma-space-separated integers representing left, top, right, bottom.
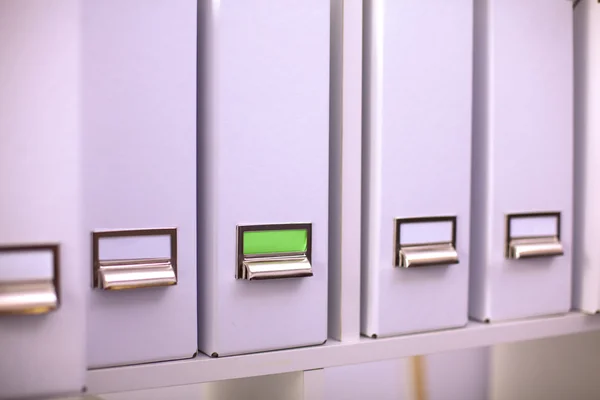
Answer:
399, 220, 454, 245
98, 234, 172, 261
510, 216, 558, 238
0, 249, 54, 281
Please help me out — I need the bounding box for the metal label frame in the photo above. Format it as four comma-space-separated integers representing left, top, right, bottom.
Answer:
236, 223, 312, 279
505, 211, 561, 259
0, 243, 61, 307
393, 216, 458, 267
92, 228, 178, 288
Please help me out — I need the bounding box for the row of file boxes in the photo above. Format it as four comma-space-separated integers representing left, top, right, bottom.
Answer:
0, 0, 594, 398
363, 0, 573, 336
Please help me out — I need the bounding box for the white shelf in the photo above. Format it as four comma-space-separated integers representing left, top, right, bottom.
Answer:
87, 312, 600, 394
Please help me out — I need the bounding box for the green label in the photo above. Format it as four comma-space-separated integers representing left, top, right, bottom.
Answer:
243, 229, 308, 255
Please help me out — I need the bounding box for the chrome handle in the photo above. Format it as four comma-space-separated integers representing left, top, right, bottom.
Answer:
97, 258, 176, 290
0, 244, 60, 315
505, 212, 563, 260
241, 255, 313, 280
93, 228, 177, 290
0, 280, 58, 315
394, 216, 459, 268
236, 223, 313, 281
399, 243, 459, 268
508, 237, 564, 259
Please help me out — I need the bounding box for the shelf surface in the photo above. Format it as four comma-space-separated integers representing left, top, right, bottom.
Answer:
87, 312, 600, 394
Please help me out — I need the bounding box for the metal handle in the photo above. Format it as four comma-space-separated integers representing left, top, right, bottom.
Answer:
505, 212, 563, 260
0, 280, 58, 315
241, 255, 313, 280
236, 223, 313, 281
508, 237, 563, 259
394, 216, 459, 268
93, 228, 177, 290
0, 244, 60, 315
96, 258, 176, 290
399, 243, 459, 268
